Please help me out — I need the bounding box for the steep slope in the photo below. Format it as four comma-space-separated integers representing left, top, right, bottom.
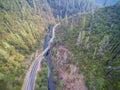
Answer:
47, 0, 98, 18
0, 0, 100, 90
0, 0, 54, 90
54, 3, 120, 90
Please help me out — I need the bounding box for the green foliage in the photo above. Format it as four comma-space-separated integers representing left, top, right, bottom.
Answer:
55, 3, 120, 90
0, 0, 55, 89
93, 77, 106, 90
35, 60, 48, 90
56, 80, 64, 90
47, 0, 97, 18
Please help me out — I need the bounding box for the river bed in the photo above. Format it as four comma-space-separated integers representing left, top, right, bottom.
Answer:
44, 34, 54, 90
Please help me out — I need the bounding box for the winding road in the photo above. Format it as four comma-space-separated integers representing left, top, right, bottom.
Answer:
22, 23, 60, 90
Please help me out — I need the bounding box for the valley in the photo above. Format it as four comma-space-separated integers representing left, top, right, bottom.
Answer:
0, 0, 120, 90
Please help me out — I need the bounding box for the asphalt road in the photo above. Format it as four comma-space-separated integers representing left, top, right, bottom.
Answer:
22, 23, 60, 90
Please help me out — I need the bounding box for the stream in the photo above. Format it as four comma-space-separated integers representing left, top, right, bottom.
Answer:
44, 33, 54, 90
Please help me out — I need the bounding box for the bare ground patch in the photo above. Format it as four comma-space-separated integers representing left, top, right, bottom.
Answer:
50, 44, 88, 90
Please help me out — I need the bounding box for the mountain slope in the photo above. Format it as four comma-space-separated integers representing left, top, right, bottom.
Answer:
0, 0, 55, 90
0, 0, 98, 90
55, 3, 120, 90
47, 0, 97, 18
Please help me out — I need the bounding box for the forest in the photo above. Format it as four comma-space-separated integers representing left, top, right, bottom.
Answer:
0, 0, 55, 90
55, 2, 120, 90
0, 0, 120, 90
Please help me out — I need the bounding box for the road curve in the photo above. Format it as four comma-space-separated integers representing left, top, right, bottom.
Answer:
22, 23, 60, 90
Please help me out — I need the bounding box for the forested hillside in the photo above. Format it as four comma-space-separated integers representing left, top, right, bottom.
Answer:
0, 0, 55, 90
0, 0, 98, 90
54, 2, 120, 90
47, 0, 97, 18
